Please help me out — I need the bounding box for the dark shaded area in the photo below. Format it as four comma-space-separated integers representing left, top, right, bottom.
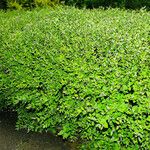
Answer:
0, 110, 74, 150
0, 0, 150, 10
64, 0, 150, 10
0, 0, 7, 9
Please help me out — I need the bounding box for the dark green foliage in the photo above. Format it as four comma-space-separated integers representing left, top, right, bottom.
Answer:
64, 0, 150, 9
0, 0, 150, 9
0, 7, 150, 149
125, 0, 150, 9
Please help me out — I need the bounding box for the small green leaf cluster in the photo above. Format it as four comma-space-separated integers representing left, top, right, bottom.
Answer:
0, 7, 150, 149
0, 0, 60, 10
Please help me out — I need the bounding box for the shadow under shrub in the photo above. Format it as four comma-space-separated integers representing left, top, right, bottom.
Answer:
0, 7, 150, 149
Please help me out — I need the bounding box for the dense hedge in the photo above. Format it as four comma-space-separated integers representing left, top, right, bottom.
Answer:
0, 7, 150, 149
0, 0, 150, 9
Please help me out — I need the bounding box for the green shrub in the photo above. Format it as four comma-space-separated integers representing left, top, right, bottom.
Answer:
7, 1, 22, 10
0, 0, 60, 10
0, 7, 150, 149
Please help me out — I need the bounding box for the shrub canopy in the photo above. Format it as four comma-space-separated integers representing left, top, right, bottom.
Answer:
0, 7, 150, 149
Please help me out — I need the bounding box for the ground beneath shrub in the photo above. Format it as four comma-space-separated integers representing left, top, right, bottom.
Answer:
0, 111, 77, 150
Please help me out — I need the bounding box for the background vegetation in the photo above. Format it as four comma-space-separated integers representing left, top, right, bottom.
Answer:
65, 0, 150, 9
0, 7, 150, 149
0, 0, 150, 10
0, 0, 60, 9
